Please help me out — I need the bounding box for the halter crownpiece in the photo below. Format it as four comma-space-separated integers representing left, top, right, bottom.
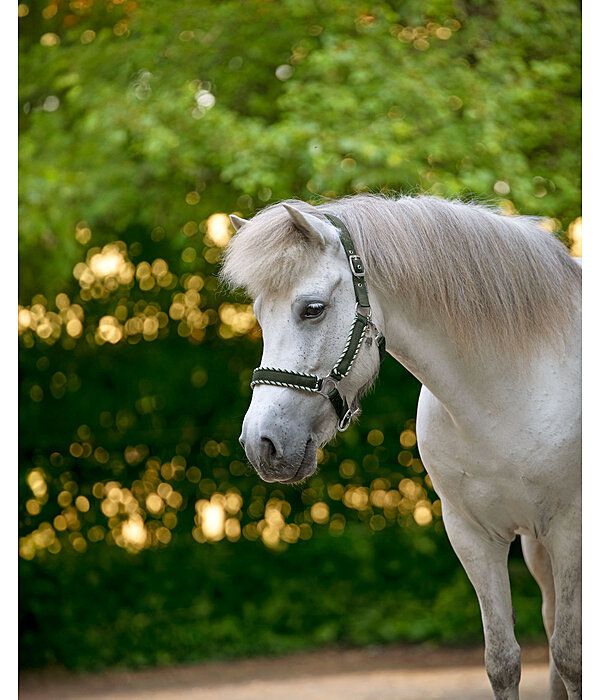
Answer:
250, 213, 386, 432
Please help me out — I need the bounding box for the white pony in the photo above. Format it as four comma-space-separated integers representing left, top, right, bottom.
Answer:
222, 194, 581, 700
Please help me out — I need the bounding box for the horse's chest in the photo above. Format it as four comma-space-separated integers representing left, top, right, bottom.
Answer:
414, 387, 563, 538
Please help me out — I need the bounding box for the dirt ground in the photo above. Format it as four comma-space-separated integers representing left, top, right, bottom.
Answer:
20, 644, 550, 700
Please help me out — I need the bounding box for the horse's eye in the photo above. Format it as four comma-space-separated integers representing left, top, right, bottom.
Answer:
303, 303, 325, 319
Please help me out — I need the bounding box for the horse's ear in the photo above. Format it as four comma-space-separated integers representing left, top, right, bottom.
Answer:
282, 204, 339, 248
229, 214, 248, 232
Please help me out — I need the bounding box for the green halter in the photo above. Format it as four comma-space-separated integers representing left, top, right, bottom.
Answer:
250, 213, 386, 432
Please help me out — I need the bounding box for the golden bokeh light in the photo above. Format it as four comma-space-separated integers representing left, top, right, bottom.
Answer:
40, 32, 60, 46
121, 515, 148, 550
186, 191, 201, 205
310, 501, 330, 524
400, 429, 417, 449
89, 248, 125, 279
146, 493, 164, 515
367, 429, 384, 446
25, 498, 40, 515
75, 495, 90, 512
206, 213, 232, 247
218, 303, 256, 338
27, 469, 48, 500
96, 316, 123, 345
339, 459, 356, 479
413, 501, 433, 526
19, 298, 84, 345
568, 217, 582, 257
73, 242, 134, 298
80, 29, 96, 45
197, 499, 226, 541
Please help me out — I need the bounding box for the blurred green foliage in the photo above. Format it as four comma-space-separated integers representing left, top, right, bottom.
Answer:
19, 0, 579, 671
20, 526, 543, 670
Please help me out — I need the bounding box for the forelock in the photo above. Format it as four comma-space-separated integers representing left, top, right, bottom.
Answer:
220, 202, 320, 298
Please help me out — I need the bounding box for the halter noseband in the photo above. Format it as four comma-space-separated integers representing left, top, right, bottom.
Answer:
250, 213, 386, 432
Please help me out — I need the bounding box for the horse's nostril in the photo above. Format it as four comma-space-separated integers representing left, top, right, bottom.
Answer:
239, 436, 246, 449
260, 436, 277, 464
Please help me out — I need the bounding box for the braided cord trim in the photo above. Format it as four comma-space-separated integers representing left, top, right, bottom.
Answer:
250, 378, 323, 393
253, 367, 318, 379
331, 314, 368, 380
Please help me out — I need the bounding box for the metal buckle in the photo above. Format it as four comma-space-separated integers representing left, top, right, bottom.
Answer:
318, 376, 338, 398
349, 254, 365, 278
354, 302, 371, 320
338, 405, 360, 432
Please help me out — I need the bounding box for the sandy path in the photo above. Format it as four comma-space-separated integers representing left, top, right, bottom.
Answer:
19, 644, 550, 700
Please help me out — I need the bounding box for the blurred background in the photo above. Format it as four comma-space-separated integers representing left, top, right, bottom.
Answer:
18, 0, 581, 673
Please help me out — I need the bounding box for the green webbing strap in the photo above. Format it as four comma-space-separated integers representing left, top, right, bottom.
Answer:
377, 331, 386, 365
325, 386, 348, 422
323, 213, 370, 309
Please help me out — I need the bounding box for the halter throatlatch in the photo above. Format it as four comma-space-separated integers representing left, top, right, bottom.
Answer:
250, 213, 386, 432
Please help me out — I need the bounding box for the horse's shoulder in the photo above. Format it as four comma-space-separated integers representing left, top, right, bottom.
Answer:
415, 386, 456, 452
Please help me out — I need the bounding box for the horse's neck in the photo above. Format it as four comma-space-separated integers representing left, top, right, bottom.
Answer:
378, 297, 480, 422
374, 289, 580, 429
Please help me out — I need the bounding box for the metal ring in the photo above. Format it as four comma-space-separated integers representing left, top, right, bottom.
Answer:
337, 411, 353, 432
355, 302, 372, 320
337, 405, 360, 432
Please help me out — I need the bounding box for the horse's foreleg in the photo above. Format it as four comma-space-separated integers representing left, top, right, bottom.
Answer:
442, 501, 520, 700
521, 535, 567, 700
544, 523, 582, 700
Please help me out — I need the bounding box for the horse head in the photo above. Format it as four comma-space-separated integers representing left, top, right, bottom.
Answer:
225, 203, 384, 483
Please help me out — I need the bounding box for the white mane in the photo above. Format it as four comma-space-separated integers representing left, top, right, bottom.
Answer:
221, 194, 581, 358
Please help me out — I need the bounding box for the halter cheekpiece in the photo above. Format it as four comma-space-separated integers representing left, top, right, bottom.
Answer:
250, 213, 386, 432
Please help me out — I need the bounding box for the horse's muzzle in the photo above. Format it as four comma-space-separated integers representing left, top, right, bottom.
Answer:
240, 428, 317, 483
